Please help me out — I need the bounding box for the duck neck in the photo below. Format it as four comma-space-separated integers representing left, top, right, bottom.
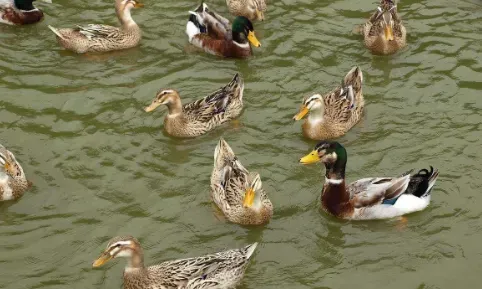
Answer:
126, 250, 145, 271
307, 107, 325, 124
116, 4, 138, 29
166, 97, 183, 117
323, 153, 347, 182
14, 0, 35, 11
232, 32, 250, 48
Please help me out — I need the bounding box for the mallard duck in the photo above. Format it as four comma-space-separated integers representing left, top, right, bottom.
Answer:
92, 235, 258, 289
210, 138, 273, 225
0, 0, 51, 25
47, 0, 143, 53
186, 2, 261, 58
299, 141, 439, 220
0, 144, 30, 201
144, 73, 244, 138
293, 66, 364, 140
363, 0, 406, 55
226, 0, 266, 21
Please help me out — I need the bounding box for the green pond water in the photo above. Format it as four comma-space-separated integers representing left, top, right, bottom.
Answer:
1, 0, 482, 288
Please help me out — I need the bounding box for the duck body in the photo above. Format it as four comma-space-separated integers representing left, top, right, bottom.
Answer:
226, 0, 266, 21
294, 66, 365, 140
0, 144, 29, 201
48, 0, 142, 53
144, 74, 244, 138
186, 3, 261, 58
363, 0, 406, 55
211, 138, 273, 225
300, 141, 439, 220
0, 0, 46, 25
93, 236, 258, 289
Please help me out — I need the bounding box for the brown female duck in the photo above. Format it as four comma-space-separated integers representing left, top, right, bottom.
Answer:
144, 73, 244, 138
363, 0, 406, 55
0, 144, 30, 201
293, 66, 364, 140
93, 235, 258, 289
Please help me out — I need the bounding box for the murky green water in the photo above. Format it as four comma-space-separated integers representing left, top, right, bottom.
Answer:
1, 0, 482, 288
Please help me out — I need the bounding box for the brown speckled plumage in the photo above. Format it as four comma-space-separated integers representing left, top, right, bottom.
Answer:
0, 144, 29, 201
226, 0, 267, 21
93, 236, 258, 289
363, 0, 406, 55
48, 0, 142, 53
294, 66, 364, 140
144, 74, 244, 138
210, 138, 273, 225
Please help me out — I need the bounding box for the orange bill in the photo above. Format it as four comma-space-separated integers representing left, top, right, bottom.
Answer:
293, 105, 309, 121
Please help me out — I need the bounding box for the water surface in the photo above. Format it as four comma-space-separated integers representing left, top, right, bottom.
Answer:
1, 0, 482, 288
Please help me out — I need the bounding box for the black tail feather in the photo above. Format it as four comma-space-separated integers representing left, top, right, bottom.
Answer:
406, 166, 437, 198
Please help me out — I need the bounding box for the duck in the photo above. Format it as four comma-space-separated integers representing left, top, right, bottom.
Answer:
226, 0, 266, 21
144, 73, 244, 138
0, 144, 30, 201
299, 141, 439, 220
186, 2, 261, 58
293, 66, 364, 140
0, 0, 51, 25
211, 138, 273, 225
47, 0, 143, 53
363, 0, 406, 55
92, 235, 258, 289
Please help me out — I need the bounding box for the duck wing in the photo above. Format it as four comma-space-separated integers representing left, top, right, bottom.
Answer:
184, 73, 243, 123
347, 175, 410, 208
74, 24, 121, 40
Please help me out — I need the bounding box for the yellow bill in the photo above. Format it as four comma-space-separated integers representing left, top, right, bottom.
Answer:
243, 188, 255, 207
144, 102, 160, 112
247, 31, 261, 47
384, 25, 394, 41
293, 105, 309, 121
256, 9, 265, 21
92, 252, 112, 268
299, 150, 321, 164
133, 1, 144, 8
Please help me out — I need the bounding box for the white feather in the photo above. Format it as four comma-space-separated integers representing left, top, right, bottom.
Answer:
0, 174, 13, 201
186, 21, 200, 42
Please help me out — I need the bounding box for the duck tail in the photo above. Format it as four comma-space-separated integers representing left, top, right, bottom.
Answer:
187, 4, 207, 41
407, 166, 439, 198
48, 25, 65, 40
244, 242, 258, 259
226, 73, 244, 100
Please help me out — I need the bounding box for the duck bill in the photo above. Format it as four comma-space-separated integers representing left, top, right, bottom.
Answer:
299, 150, 321, 164
293, 105, 309, 121
144, 102, 161, 112
256, 9, 265, 21
134, 2, 144, 8
92, 252, 112, 268
243, 188, 255, 208
247, 31, 261, 47
384, 25, 394, 41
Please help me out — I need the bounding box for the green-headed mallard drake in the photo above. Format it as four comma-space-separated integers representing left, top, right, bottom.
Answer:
211, 138, 273, 225
363, 0, 406, 55
0, 0, 51, 25
144, 73, 244, 138
226, 0, 266, 21
0, 144, 30, 201
299, 141, 439, 220
293, 66, 364, 140
186, 2, 261, 58
92, 235, 258, 289
47, 0, 143, 53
